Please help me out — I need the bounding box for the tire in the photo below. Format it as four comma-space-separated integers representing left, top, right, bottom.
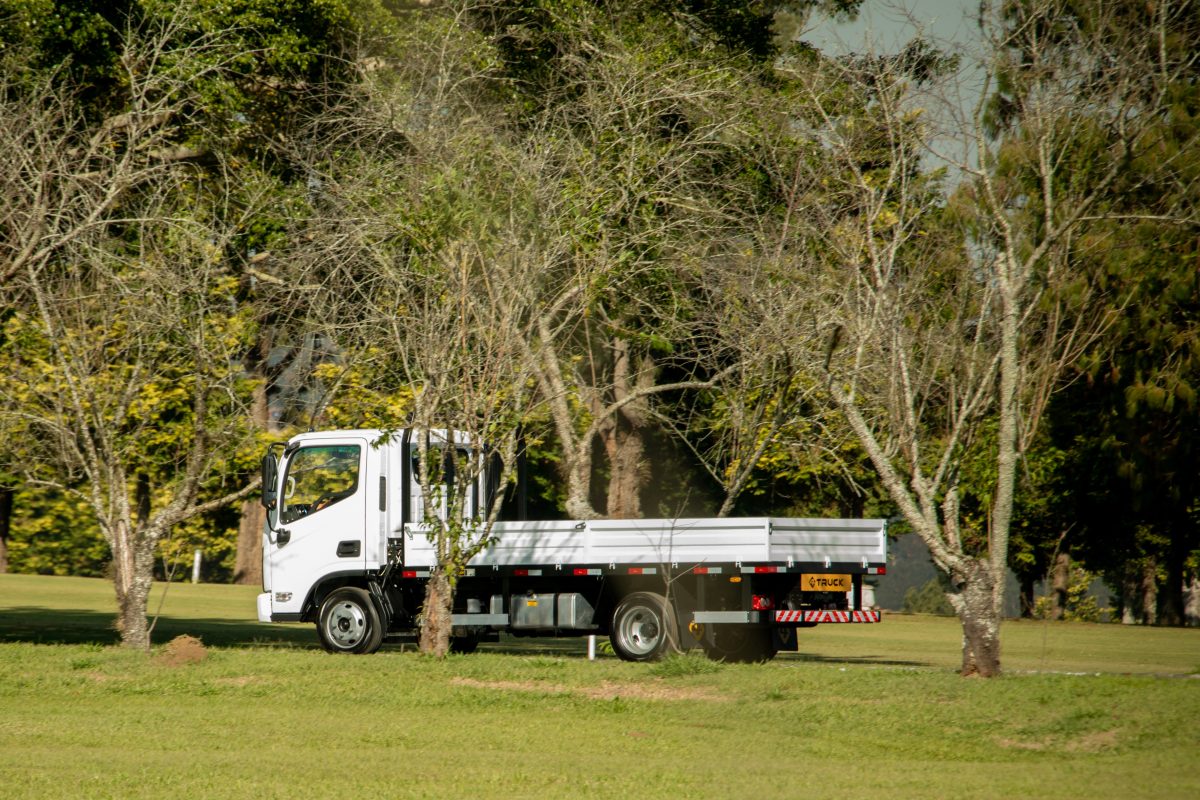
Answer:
701, 626, 778, 663
317, 587, 383, 654
610, 592, 679, 662
449, 635, 479, 654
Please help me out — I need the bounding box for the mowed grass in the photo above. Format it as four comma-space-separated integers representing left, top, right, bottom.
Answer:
1, 574, 1198, 799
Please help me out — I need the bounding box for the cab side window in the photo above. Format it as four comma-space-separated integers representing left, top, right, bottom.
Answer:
280, 445, 361, 524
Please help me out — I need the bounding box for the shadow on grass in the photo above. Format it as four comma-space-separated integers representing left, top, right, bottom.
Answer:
0, 606, 314, 649
785, 652, 933, 668
476, 636, 592, 657
0, 606, 934, 666
0, 604, 604, 657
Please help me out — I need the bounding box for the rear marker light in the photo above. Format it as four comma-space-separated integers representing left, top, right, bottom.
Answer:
751, 595, 774, 611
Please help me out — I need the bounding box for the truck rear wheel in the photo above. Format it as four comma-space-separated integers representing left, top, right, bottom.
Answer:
449, 634, 480, 654
610, 592, 679, 662
702, 626, 777, 663
317, 587, 383, 654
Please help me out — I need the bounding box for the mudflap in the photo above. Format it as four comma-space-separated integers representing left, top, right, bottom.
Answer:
772, 625, 799, 652
367, 580, 394, 632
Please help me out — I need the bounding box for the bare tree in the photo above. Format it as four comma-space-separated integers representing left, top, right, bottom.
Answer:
0, 12, 265, 649
279, 2, 547, 656
396, 242, 538, 656
502, 9, 766, 519
762, 0, 1192, 675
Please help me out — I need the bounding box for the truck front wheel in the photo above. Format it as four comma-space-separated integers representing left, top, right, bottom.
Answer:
610, 592, 679, 662
317, 587, 384, 654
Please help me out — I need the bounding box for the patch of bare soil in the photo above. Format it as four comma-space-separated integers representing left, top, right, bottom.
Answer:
1066, 729, 1119, 752
996, 737, 1050, 751
155, 634, 208, 667
996, 729, 1119, 753
449, 677, 723, 702
214, 676, 260, 688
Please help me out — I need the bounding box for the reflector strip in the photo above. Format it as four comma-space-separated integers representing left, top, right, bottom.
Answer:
401, 570, 430, 579
627, 567, 658, 575
691, 566, 723, 575
512, 569, 543, 577
573, 568, 602, 576
774, 610, 881, 623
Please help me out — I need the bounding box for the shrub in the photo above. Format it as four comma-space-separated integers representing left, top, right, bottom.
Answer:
902, 578, 956, 616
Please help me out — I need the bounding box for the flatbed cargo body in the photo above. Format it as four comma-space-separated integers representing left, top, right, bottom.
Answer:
402, 517, 887, 571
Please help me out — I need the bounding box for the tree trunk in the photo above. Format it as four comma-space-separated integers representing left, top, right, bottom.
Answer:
418, 569, 454, 658
952, 558, 1001, 677
564, 439, 599, 520
1184, 574, 1200, 628
1120, 569, 1139, 624
1159, 523, 1187, 626
113, 533, 156, 650
604, 419, 652, 520
0, 486, 12, 574
1050, 552, 1070, 621
601, 417, 647, 519
601, 342, 653, 519
234, 336, 271, 584
1140, 557, 1158, 626
233, 501, 264, 586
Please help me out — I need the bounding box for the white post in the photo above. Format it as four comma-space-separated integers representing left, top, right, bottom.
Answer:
191, 549, 202, 584
587, 634, 596, 661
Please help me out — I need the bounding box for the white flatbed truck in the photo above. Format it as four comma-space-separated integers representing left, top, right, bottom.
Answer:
256, 429, 887, 661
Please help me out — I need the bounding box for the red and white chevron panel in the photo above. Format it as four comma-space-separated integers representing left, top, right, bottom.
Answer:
774, 610, 881, 623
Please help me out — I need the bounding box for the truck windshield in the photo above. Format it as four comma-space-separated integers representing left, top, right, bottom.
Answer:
280, 445, 361, 524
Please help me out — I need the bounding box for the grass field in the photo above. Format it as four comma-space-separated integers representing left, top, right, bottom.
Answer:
1, 574, 1198, 799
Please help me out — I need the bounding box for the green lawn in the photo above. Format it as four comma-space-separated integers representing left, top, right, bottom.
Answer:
1, 573, 1198, 799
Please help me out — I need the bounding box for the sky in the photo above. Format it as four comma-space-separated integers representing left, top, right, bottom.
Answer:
806, 0, 982, 54
805, 0, 988, 173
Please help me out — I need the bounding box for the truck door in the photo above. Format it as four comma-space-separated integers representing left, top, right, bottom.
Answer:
268, 439, 367, 618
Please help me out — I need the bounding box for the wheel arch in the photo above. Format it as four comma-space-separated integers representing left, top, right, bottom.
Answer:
301, 572, 372, 622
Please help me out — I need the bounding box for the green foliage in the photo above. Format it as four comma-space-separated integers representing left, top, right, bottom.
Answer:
1019, 0, 1200, 619
902, 577, 955, 617
1033, 564, 1111, 624
6, 489, 109, 577
0, 0, 129, 108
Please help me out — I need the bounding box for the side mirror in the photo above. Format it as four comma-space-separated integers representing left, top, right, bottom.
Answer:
261, 453, 279, 510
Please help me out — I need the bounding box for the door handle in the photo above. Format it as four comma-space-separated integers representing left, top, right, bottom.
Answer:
276, 528, 291, 546
336, 540, 361, 558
